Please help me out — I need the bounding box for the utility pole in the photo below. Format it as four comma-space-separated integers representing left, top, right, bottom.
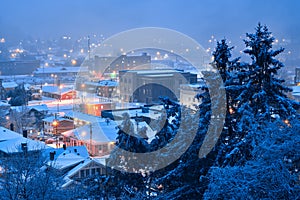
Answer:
89, 122, 92, 155
88, 36, 91, 60
52, 113, 59, 148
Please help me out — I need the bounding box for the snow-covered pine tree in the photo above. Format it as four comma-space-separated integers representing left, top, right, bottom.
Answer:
210, 39, 246, 166
242, 23, 299, 120
149, 86, 213, 199
105, 112, 150, 199
216, 23, 300, 167
204, 118, 300, 199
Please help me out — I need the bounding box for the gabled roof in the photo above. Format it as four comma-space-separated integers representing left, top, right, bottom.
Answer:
0, 126, 22, 141
62, 157, 107, 188
48, 153, 85, 170
0, 136, 49, 153
62, 117, 118, 144
64, 111, 101, 123
42, 116, 73, 123
28, 104, 49, 112
45, 146, 89, 170
42, 85, 74, 95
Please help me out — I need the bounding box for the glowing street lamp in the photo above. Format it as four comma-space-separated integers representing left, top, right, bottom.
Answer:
52, 120, 59, 127
71, 59, 77, 65
52, 118, 59, 148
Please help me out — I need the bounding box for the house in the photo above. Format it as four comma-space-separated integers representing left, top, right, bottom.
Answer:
83, 102, 115, 116
61, 118, 118, 157
64, 111, 100, 127
62, 156, 108, 188
44, 145, 107, 188
45, 146, 89, 172
42, 85, 76, 100
0, 126, 49, 157
28, 104, 49, 118
42, 116, 74, 135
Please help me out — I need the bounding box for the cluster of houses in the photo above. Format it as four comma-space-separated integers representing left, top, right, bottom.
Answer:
0, 126, 108, 188
1, 62, 300, 190
0, 101, 166, 189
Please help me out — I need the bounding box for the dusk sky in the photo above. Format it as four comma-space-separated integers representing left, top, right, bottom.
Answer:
1, 0, 300, 48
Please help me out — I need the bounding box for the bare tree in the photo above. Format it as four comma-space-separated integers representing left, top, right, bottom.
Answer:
8, 105, 32, 133
0, 103, 10, 128
0, 150, 64, 200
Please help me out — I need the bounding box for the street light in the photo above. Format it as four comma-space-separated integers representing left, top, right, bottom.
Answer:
52, 116, 59, 148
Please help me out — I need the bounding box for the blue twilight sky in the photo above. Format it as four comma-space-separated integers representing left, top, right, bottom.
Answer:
0, 0, 300, 48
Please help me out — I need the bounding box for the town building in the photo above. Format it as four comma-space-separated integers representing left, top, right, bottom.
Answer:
119, 69, 197, 103
93, 53, 151, 75
180, 83, 204, 109
0, 60, 40, 75
33, 66, 89, 84
82, 80, 118, 98
42, 116, 74, 135
42, 85, 76, 100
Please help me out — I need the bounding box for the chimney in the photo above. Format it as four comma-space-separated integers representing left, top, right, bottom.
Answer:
21, 142, 27, 152
10, 123, 14, 131
50, 152, 55, 161
23, 130, 28, 138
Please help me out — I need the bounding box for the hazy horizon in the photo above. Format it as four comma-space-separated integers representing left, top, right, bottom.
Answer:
1, 0, 300, 49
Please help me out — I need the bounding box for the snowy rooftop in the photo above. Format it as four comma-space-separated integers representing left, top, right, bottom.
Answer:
133, 69, 184, 75
42, 116, 73, 123
0, 136, 49, 153
62, 157, 107, 188
34, 66, 89, 74
116, 120, 156, 140
180, 83, 205, 88
42, 85, 74, 95
111, 108, 163, 120
2, 81, 18, 89
45, 146, 89, 170
0, 127, 22, 141
85, 80, 118, 87
62, 118, 118, 144
65, 111, 101, 123
143, 74, 174, 78
28, 104, 49, 112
